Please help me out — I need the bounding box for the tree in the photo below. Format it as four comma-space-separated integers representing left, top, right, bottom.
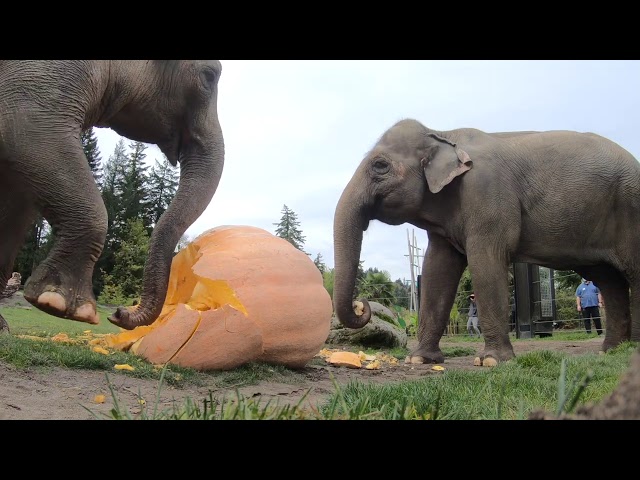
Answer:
322, 268, 335, 300
393, 279, 410, 309
555, 269, 582, 291
13, 217, 53, 281
81, 127, 103, 187
358, 270, 395, 307
116, 141, 152, 233
147, 156, 179, 226
101, 138, 128, 233
456, 267, 473, 309
104, 218, 150, 300
273, 204, 306, 252
313, 253, 327, 275
553, 269, 583, 327
95, 139, 129, 295
353, 260, 366, 298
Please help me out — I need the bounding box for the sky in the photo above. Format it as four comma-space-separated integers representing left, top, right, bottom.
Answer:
94, 60, 640, 283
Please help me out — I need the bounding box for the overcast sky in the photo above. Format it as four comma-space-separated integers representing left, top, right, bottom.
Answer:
94, 60, 640, 283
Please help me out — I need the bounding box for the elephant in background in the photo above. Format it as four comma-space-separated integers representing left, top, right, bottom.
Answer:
333, 118, 640, 366
0, 60, 224, 330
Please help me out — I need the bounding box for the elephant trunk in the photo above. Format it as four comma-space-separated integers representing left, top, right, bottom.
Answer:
332, 180, 372, 329
109, 129, 224, 329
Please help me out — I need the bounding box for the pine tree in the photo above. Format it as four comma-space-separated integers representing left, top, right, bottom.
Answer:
81, 127, 103, 186
13, 217, 52, 280
117, 141, 152, 232
147, 156, 179, 226
95, 139, 129, 295
273, 204, 306, 252
101, 138, 128, 230
102, 218, 150, 300
313, 252, 327, 275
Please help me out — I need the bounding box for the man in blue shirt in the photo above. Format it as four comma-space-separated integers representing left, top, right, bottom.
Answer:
575, 278, 604, 335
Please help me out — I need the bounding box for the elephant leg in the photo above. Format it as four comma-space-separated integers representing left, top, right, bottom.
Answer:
17, 138, 107, 325
629, 278, 640, 343
0, 186, 37, 290
405, 234, 467, 365
0, 184, 37, 336
584, 266, 631, 351
466, 246, 514, 367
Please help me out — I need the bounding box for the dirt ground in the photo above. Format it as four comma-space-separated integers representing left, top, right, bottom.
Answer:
0, 329, 606, 420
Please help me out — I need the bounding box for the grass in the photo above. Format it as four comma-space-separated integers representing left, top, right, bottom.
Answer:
1, 302, 636, 420
318, 342, 636, 420
89, 367, 329, 420
82, 341, 635, 420
2, 302, 122, 337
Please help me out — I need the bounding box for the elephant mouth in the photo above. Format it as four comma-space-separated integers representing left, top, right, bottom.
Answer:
174, 127, 195, 164
174, 134, 183, 163
160, 133, 183, 166
359, 202, 377, 231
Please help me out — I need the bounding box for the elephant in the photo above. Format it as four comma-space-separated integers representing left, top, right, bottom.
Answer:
0, 60, 224, 330
333, 118, 640, 367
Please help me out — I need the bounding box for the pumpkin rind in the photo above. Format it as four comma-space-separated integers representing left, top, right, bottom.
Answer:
135, 304, 264, 370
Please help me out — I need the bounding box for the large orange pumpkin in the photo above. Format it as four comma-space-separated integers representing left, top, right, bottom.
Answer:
100, 225, 333, 370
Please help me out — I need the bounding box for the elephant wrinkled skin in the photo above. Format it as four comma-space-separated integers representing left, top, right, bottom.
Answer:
333, 118, 640, 367
0, 60, 224, 330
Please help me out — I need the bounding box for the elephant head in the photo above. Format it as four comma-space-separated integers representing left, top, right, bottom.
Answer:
333, 119, 472, 329
104, 60, 225, 329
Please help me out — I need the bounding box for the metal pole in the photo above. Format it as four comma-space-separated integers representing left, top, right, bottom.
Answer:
407, 229, 416, 311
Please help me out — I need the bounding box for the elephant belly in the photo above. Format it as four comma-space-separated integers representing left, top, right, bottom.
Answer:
513, 198, 632, 267
512, 239, 616, 271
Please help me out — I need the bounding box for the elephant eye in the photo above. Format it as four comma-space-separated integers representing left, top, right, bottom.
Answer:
372, 159, 390, 174
199, 68, 218, 89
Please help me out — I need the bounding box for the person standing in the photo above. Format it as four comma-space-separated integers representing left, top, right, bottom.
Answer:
467, 293, 481, 337
575, 278, 604, 335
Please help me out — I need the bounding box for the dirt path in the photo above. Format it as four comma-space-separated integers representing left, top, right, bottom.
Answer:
0, 336, 605, 420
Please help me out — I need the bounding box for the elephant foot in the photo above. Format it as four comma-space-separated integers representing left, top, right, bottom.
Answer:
600, 336, 626, 353
473, 355, 498, 367
26, 291, 99, 325
108, 304, 155, 330
404, 346, 445, 364
23, 265, 99, 325
473, 345, 516, 367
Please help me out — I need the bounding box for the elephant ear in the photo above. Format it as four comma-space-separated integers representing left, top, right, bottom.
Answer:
421, 134, 473, 194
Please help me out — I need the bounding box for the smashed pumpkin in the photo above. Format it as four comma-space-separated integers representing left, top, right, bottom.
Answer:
100, 225, 333, 371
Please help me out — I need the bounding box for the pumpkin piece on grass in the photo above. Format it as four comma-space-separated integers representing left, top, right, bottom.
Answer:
328, 351, 362, 369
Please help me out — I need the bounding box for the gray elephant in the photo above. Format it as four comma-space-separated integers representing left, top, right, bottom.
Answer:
333, 118, 640, 366
0, 60, 224, 330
